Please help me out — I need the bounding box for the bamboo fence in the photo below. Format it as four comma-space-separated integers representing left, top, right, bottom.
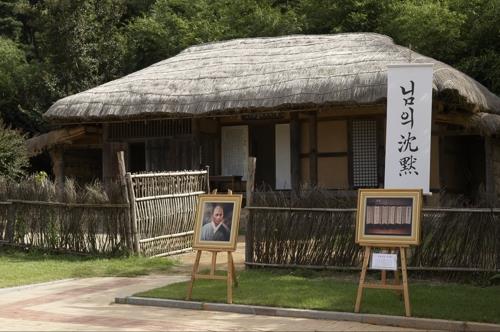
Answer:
245, 206, 500, 278
127, 170, 208, 257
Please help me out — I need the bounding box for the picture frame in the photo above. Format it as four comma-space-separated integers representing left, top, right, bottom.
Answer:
355, 189, 423, 246
192, 194, 243, 251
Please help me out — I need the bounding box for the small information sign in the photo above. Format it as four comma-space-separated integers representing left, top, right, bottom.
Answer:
370, 253, 398, 271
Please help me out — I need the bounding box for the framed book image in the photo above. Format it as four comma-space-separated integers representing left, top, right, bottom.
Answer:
192, 194, 242, 251
355, 189, 423, 246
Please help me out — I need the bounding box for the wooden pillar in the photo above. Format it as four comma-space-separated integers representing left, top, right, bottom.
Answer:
290, 112, 301, 191
49, 146, 65, 201
308, 112, 318, 186
215, 118, 221, 175
102, 124, 126, 190
438, 134, 446, 195
191, 118, 201, 169
485, 136, 496, 203
102, 124, 113, 187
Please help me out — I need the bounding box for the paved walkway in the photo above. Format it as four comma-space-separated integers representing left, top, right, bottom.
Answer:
0, 239, 423, 331
0, 276, 423, 331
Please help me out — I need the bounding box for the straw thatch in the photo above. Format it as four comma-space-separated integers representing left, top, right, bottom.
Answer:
45, 33, 500, 129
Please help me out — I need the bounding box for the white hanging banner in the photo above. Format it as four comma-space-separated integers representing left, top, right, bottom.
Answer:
385, 64, 433, 194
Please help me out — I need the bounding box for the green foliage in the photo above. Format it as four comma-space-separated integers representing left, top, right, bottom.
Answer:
36, 0, 127, 96
124, 0, 301, 71
452, 0, 500, 94
0, 0, 22, 40
297, 0, 390, 33
378, 0, 467, 64
0, 120, 28, 179
213, 0, 301, 39
0, 36, 25, 105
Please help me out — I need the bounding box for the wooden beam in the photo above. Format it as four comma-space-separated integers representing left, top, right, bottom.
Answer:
26, 126, 88, 156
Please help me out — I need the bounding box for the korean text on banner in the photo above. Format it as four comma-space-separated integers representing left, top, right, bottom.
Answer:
384, 64, 433, 194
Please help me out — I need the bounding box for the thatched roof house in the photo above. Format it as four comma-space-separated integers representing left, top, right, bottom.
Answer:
39, 33, 500, 202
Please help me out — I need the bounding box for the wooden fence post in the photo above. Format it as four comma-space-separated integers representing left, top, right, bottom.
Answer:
205, 165, 211, 193
117, 151, 133, 252
5, 202, 15, 243
245, 157, 256, 266
125, 172, 141, 255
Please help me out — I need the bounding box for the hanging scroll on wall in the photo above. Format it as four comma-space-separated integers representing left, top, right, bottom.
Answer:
221, 126, 248, 180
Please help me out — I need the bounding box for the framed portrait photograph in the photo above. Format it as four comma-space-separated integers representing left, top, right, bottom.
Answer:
192, 194, 243, 251
355, 189, 423, 246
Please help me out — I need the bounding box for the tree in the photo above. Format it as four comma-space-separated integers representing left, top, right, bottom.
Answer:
0, 36, 42, 133
124, 0, 301, 72
35, 0, 127, 97
0, 0, 22, 40
377, 0, 466, 64
451, 0, 500, 95
0, 120, 28, 179
296, 0, 390, 34
214, 0, 301, 39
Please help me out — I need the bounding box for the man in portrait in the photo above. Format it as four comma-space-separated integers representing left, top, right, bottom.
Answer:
200, 204, 231, 241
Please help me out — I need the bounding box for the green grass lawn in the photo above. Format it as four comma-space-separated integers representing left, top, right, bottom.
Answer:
0, 247, 174, 288
137, 269, 500, 324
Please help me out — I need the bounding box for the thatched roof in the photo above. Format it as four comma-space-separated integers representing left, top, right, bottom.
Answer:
45, 33, 500, 129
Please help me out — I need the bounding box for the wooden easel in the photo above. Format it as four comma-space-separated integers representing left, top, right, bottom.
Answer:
355, 245, 411, 317
186, 189, 238, 304
186, 249, 238, 303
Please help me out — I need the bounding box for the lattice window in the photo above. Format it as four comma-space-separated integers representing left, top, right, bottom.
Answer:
108, 119, 191, 141
352, 120, 378, 188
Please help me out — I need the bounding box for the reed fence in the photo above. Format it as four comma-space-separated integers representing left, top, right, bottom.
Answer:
0, 176, 131, 254
0, 201, 10, 242
0, 200, 129, 254
245, 206, 500, 277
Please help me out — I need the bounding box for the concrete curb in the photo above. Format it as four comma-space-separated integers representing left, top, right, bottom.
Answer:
115, 296, 500, 331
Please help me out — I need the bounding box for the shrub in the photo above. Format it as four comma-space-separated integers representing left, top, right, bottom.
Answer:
0, 120, 28, 179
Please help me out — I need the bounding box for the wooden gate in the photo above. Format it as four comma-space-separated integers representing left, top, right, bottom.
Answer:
125, 170, 208, 257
